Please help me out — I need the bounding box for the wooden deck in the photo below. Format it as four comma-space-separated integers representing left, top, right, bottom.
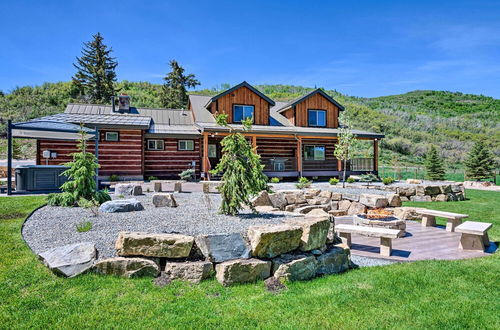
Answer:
335, 217, 497, 262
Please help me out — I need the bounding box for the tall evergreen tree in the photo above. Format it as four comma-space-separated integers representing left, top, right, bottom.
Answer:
72, 33, 118, 103
424, 145, 446, 180
464, 140, 496, 181
160, 60, 200, 108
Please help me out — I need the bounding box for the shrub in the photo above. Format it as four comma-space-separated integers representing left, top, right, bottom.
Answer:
109, 174, 120, 181
94, 189, 111, 204
179, 169, 195, 181
117, 194, 124, 199
296, 177, 312, 189
76, 221, 92, 233
346, 177, 356, 183
148, 176, 158, 181
382, 177, 395, 185
329, 178, 339, 185
77, 197, 100, 217
270, 177, 280, 183
360, 173, 380, 183
47, 192, 75, 207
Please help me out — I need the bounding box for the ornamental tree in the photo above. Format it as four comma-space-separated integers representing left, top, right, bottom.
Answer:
210, 114, 268, 215
424, 145, 446, 180
334, 112, 358, 188
464, 140, 496, 181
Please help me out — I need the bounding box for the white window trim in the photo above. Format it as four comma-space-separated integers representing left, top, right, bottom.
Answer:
304, 145, 326, 161
147, 139, 164, 151
105, 131, 119, 141
178, 140, 195, 151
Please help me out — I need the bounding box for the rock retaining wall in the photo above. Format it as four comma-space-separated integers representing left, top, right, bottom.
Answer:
373, 183, 466, 202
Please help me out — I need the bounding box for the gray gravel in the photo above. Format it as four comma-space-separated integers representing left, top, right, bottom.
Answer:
23, 192, 288, 260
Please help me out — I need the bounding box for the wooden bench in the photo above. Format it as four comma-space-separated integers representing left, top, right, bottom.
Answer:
335, 224, 400, 257
419, 209, 468, 232
455, 221, 492, 251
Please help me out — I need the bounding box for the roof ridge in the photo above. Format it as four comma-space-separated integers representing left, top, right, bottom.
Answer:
67, 103, 190, 111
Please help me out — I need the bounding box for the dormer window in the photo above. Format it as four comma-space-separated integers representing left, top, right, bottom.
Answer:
233, 105, 254, 123
308, 110, 326, 127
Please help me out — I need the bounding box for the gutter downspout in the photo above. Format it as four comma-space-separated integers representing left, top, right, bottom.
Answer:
294, 134, 302, 177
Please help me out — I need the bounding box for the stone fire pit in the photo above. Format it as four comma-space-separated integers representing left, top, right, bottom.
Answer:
353, 213, 406, 238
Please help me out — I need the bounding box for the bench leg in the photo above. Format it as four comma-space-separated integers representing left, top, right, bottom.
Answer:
339, 232, 351, 247
380, 237, 392, 257
459, 233, 485, 251
421, 215, 436, 227
446, 218, 462, 232
482, 233, 490, 247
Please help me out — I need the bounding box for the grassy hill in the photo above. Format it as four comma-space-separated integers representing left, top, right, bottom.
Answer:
1, 82, 499, 169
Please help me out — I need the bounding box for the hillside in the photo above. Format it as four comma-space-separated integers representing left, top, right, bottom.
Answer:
1, 82, 499, 168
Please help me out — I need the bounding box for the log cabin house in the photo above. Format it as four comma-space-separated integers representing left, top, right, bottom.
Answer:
33, 81, 384, 180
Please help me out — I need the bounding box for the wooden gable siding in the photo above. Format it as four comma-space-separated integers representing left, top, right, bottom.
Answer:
284, 93, 339, 128
144, 138, 201, 178
301, 138, 338, 171
209, 86, 270, 125
37, 129, 144, 176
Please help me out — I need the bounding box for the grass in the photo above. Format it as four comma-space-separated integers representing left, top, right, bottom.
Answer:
75, 221, 93, 232
0, 193, 499, 328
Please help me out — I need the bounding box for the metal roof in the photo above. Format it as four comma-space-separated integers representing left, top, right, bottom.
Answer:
276, 89, 345, 112
149, 123, 201, 135
10, 120, 96, 140
40, 113, 151, 128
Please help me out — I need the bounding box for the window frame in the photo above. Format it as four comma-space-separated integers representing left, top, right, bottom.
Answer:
147, 139, 164, 151
307, 109, 327, 127
105, 131, 119, 142
208, 144, 217, 158
304, 145, 326, 161
232, 104, 255, 123
178, 139, 195, 151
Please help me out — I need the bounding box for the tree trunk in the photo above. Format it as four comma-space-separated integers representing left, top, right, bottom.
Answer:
342, 158, 347, 188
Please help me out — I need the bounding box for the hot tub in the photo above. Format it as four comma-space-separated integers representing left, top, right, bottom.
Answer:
15, 165, 68, 192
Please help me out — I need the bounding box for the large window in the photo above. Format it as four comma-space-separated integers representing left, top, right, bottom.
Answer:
308, 110, 326, 127
233, 105, 254, 123
147, 139, 164, 151
178, 140, 194, 151
105, 131, 119, 141
304, 145, 326, 161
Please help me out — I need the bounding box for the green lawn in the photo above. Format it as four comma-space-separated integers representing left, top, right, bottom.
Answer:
0, 192, 499, 329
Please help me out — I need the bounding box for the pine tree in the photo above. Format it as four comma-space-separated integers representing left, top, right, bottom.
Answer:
424, 145, 446, 180
210, 114, 268, 215
72, 33, 118, 103
160, 60, 200, 108
464, 140, 496, 181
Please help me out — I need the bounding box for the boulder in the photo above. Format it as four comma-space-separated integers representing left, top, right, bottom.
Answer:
416, 185, 441, 196
307, 198, 322, 205
295, 205, 329, 214
251, 191, 272, 207
398, 186, 416, 197
451, 184, 462, 193
338, 200, 352, 211
247, 224, 303, 258
455, 192, 465, 201
359, 194, 389, 208
410, 195, 432, 202
269, 192, 287, 210
434, 194, 448, 202
304, 189, 321, 199
215, 259, 271, 286
93, 257, 159, 278
447, 193, 458, 201
341, 193, 360, 202
115, 232, 194, 258
115, 183, 142, 196
400, 196, 409, 202
255, 205, 279, 213
317, 190, 332, 204
99, 199, 144, 213
165, 261, 214, 283
152, 193, 178, 208
39, 242, 96, 277
328, 209, 348, 217
330, 201, 339, 210
284, 205, 297, 212
406, 179, 422, 184
153, 181, 162, 192
387, 194, 402, 207
331, 192, 342, 201
440, 184, 452, 194
285, 217, 330, 251
174, 181, 182, 193
316, 246, 351, 275
272, 254, 318, 281
284, 190, 307, 205
393, 207, 423, 220
347, 202, 367, 215
305, 208, 330, 218
195, 233, 251, 263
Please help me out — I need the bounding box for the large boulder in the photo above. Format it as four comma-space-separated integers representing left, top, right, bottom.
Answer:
304, 189, 321, 199
305, 208, 330, 218
331, 192, 342, 201
295, 204, 329, 214
434, 194, 448, 202
393, 207, 423, 220
115, 183, 142, 196
39, 242, 96, 277
99, 199, 144, 213
451, 184, 463, 193
283, 190, 307, 205
338, 200, 352, 211
347, 202, 367, 215
328, 209, 348, 217
316, 246, 351, 275
272, 254, 318, 281
285, 217, 330, 251
215, 259, 271, 286
406, 179, 422, 184
317, 190, 332, 204
195, 233, 251, 262
387, 194, 402, 207
152, 193, 178, 208
247, 224, 303, 258
359, 194, 389, 208
251, 191, 272, 207
165, 261, 214, 283
268, 192, 287, 210
115, 232, 194, 258
410, 195, 432, 202
440, 184, 452, 194
398, 186, 416, 197
93, 257, 159, 278
416, 185, 441, 196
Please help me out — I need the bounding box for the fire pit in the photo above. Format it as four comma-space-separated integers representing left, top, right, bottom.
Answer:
353, 209, 406, 237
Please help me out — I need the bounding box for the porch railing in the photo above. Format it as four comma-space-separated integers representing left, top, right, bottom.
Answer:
348, 158, 374, 172
262, 157, 297, 172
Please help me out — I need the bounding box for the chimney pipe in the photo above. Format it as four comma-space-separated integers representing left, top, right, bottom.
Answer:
111, 96, 115, 112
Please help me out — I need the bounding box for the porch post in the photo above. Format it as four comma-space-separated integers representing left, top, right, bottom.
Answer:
373, 139, 379, 173
296, 137, 302, 176
7, 120, 12, 195
252, 135, 257, 150
202, 132, 209, 180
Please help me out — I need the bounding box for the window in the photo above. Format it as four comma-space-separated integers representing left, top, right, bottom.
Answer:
233, 105, 254, 123
178, 140, 194, 151
105, 131, 119, 141
308, 110, 326, 127
304, 145, 326, 161
208, 144, 217, 158
147, 139, 164, 151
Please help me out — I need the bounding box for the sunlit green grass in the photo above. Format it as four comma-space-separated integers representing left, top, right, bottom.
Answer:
0, 194, 499, 329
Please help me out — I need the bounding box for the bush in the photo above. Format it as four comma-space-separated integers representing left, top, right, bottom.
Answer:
47, 192, 76, 207
296, 177, 312, 189
346, 177, 356, 183
76, 221, 92, 233
382, 177, 395, 185
77, 197, 100, 217
179, 169, 195, 181
329, 178, 339, 185
360, 173, 380, 183
109, 174, 120, 181
148, 176, 158, 181
270, 177, 280, 183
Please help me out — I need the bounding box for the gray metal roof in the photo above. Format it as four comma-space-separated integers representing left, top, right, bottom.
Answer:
149, 123, 201, 135
40, 113, 151, 128
11, 120, 96, 133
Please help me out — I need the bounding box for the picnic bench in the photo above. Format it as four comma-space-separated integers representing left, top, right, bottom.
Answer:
455, 221, 492, 251
419, 209, 468, 232
335, 224, 400, 257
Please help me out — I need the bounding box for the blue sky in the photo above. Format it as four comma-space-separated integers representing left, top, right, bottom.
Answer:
1, 0, 499, 97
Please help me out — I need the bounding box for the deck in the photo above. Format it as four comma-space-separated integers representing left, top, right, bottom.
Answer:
335, 217, 497, 262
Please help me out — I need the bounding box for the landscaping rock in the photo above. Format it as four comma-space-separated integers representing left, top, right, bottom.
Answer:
307, 198, 322, 205
264, 276, 287, 293
341, 193, 360, 202
416, 185, 441, 196
195, 233, 251, 262
359, 194, 389, 208
328, 209, 347, 216
152, 193, 178, 208
115, 183, 142, 196
284, 190, 307, 205
317, 190, 332, 204
153, 181, 162, 192
99, 199, 144, 213
434, 194, 448, 202
331, 192, 342, 201
451, 184, 462, 193
304, 189, 321, 198
93, 257, 159, 278
174, 182, 182, 193
410, 195, 432, 202
115, 232, 194, 258
305, 208, 330, 218
330, 201, 339, 210
285, 217, 330, 251
440, 185, 452, 194
255, 205, 279, 213
272, 254, 318, 281
269, 192, 287, 210
398, 186, 416, 197
387, 194, 402, 207
338, 200, 352, 211
251, 191, 272, 207
39, 242, 96, 277
247, 224, 303, 258
393, 207, 423, 220
316, 246, 351, 275
295, 205, 328, 214
215, 259, 271, 286
347, 202, 367, 215
165, 261, 213, 283
406, 179, 422, 184
400, 196, 409, 202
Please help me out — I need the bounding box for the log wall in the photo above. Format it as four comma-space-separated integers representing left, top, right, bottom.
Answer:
301, 138, 338, 171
